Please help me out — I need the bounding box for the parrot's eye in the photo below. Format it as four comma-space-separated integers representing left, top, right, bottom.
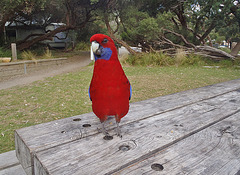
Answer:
102, 38, 108, 44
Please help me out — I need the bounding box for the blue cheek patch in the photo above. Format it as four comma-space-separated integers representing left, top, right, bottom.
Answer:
94, 47, 112, 61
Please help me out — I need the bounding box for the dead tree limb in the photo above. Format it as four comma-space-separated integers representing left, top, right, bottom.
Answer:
196, 45, 235, 60
230, 42, 240, 57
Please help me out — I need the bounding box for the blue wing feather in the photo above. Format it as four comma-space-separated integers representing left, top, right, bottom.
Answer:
129, 84, 132, 100
88, 87, 92, 101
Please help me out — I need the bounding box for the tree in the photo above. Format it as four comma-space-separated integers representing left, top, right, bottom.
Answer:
114, 0, 239, 59
17, 0, 105, 50
229, 2, 240, 56
0, 0, 47, 45
0, 0, 108, 50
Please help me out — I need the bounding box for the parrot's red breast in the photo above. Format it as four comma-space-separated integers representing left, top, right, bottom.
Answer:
89, 34, 131, 123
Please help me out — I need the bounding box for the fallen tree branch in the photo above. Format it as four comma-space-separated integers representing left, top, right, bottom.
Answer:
196, 46, 235, 60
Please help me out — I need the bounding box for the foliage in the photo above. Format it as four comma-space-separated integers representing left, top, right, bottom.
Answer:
0, 47, 11, 57
219, 47, 231, 54
210, 31, 226, 44
76, 20, 108, 42
0, 0, 107, 49
119, 7, 173, 51
120, 7, 153, 45
42, 48, 53, 59
126, 52, 174, 66
124, 50, 240, 67
20, 50, 37, 60
75, 42, 90, 51
116, 0, 240, 52
1, 0, 240, 54
125, 51, 205, 67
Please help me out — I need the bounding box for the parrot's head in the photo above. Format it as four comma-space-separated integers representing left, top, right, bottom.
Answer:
90, 34, 118, 61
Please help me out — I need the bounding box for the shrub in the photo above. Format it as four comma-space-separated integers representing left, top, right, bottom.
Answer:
175, 49, 187, 66
75, 42, 90, 51
218, 60, 234, 67
42, 48, 53, 59
125, 51, 206, 67
219, 47, 231, 54
0, 47, 11, 57
126, 52, 174, 66
233, 57, 240, 66
20, 50, 37, 61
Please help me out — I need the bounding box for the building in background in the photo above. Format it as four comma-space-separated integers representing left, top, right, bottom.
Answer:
5, 22, 75, 49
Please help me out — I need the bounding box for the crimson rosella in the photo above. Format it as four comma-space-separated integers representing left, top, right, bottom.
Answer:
89, 34, 132, 137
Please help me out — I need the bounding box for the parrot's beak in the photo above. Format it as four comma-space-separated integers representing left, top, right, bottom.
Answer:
91, 41, 102, 56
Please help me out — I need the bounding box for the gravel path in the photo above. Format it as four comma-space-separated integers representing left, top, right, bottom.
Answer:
0, 52, 91, 90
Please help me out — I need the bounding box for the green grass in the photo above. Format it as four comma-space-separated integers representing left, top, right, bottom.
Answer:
1, 63, 240, 153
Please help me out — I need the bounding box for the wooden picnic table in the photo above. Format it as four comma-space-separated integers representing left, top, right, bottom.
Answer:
15, 79, 240, 175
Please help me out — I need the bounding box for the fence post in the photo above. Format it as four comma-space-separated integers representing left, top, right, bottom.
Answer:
11, 43, 17, 61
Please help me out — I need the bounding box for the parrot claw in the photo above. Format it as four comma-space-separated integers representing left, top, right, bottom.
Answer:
101, 122, 110, 136
116, 122, 122, 138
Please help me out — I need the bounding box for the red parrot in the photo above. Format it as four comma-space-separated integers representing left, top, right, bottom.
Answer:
89, 34, 132, 137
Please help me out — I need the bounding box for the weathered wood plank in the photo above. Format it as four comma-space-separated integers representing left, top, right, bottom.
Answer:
0, 165, 26, 175
33, 90, 240, 174
0, 150, 19, 171
0, 150, 26, 175
116, 112, 240, 175
15, 79, 240, 174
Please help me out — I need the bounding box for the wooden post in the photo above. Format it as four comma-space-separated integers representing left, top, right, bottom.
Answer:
11, 43, 17, 61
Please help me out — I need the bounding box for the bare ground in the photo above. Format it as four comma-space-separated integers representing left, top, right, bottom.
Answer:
0, 52, 91, 90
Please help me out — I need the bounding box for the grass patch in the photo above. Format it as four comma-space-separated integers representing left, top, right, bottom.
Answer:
1, 62, 240, 153
41, 48, 53, 59
75, 42, 91, 51
20, 50, 37, 61
18, 48, 54, 61
0, 47, 12, 57
125, 52, 240, 68
125, 52, 174, 66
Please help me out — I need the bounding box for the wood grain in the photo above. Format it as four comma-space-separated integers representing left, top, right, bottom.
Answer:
116, 112, 240, 175
33, 90, 240, 174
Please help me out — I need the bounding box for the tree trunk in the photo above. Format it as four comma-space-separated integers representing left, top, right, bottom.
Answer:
104, 14, 137, 55
199, 22, 216, 44
230, 41, 240, 57
196, 45, 236, 60
174, 3, 188, 29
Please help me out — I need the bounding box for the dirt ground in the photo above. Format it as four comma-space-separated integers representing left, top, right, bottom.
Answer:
0, 52, 91, 90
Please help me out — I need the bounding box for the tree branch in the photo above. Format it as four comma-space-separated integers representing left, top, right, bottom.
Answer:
163, 29, 196, 49
199, 22, 216, 43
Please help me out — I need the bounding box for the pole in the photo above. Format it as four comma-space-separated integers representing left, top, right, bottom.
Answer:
11, 43, 17, 61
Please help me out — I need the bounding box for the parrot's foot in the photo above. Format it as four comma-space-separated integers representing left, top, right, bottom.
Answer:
101, 122, 110, 136
116, 122, 122, 138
